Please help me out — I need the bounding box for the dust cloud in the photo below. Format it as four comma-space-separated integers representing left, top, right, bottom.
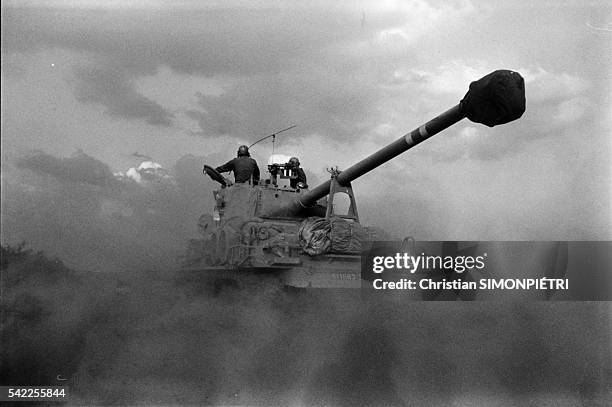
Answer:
2, 245, 610, 406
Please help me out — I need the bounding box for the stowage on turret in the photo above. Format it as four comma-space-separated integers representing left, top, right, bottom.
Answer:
185, 70, 526, 288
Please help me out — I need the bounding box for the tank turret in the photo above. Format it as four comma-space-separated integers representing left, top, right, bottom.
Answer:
185, 70, 525, 288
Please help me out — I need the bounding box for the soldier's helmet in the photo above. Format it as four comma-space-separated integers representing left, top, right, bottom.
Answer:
289, 157, 300, 167
237, 145, 250, 157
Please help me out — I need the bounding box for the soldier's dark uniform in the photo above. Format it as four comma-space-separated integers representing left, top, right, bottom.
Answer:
288, 156, 308, 189
216, 155, 260, 184
290, 167, 307, 189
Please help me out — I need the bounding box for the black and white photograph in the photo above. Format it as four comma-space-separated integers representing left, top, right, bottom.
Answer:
1, 1, 610, 405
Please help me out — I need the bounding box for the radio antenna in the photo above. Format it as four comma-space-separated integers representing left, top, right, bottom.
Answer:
249, 125, 297, 152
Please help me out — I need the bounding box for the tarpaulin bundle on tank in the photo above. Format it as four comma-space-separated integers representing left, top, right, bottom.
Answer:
459, 70, 526, 127
298, 217, 367, 255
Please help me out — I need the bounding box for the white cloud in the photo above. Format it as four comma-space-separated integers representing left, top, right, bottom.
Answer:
398, 61, 491, 97
375, 0, 475, 47
459, 126, 490, 141
138, 161, 162, 170
421, 125, 489, 161
125, 167, 142, 183
116, 161, 173, 184
402, 63, 591, 111
553, 96, 593, 125
521, 68, 591, 103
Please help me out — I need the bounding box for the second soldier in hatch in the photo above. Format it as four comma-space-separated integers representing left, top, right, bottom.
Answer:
216, 145, 260, 185
288, 156, 308, 189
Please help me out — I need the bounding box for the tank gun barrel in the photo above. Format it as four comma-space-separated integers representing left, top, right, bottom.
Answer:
297, 70, 526, 210
300, 104, 464, 208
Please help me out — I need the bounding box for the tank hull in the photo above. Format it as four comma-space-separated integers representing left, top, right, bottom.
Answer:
183, 253, 362, 289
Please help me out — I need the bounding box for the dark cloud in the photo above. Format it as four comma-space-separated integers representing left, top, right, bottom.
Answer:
0, 6, 401, 138
4, 151, 219, 272
6, 3, 596, 154
16, 151, 118, 187
193, 70, 384, 138
1, 7, 370, 76
2, 3, 608, 148
72, 64, 174, 126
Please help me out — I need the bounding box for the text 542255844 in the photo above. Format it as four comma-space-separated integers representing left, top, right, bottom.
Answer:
1, 387, 69, 401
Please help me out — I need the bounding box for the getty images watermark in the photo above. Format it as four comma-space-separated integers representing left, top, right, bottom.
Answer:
369, 251, 568, 291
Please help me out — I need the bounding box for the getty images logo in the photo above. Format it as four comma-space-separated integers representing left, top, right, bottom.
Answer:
371, 240, 487, 274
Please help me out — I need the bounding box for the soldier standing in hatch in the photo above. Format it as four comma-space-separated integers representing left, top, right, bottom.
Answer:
288, 156, 308, 189
216, 145, 260, 185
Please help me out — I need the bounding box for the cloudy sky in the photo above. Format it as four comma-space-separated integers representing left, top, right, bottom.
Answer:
1, 0, 610, 271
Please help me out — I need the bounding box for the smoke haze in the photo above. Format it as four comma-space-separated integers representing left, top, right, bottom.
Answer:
2, 247, 610, 405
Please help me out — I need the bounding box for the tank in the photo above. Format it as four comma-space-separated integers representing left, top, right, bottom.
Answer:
182, 70, 526, 289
